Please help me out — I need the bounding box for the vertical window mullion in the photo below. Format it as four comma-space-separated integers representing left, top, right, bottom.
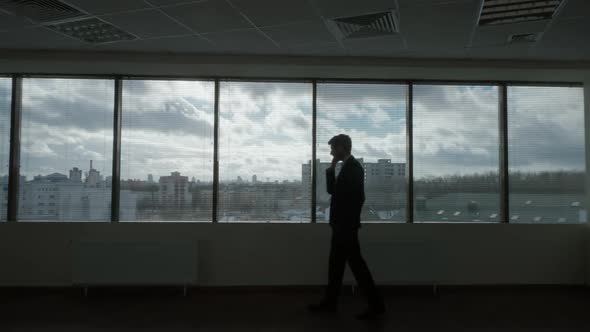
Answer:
406, 82, 414, 224
111, 78, 122, 223
212, 79, 220, 223
7, 75, 22, 222
499, 84, 509, 223
311, 80, 317, 223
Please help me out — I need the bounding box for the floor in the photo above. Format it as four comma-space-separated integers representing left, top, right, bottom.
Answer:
1, 286, 589, 331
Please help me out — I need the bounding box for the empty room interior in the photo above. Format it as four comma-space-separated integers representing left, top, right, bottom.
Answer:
0, 0, 590, 330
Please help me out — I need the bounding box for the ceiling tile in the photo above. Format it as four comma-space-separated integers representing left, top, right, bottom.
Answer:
467, 43, 535, 60
311, 0, 396, 19
261, 19, 335, 47
399, 0, 479, 49
471, 20, 549, 47
162, 0, 252, 33
230, 0, 317, 27
93, 35, 215, 53
284, 41, 345, 56
100, 9, 192, 39
538, 17, 590, 49
342, 34, 406, 56
0, 11, 34, 31
202, 28, 280, 53
554, 0, 590, 19
0, 27, 89, 49
64, 0, 151, 15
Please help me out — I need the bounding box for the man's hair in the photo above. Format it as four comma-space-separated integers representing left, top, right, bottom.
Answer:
328, 134, 352, 154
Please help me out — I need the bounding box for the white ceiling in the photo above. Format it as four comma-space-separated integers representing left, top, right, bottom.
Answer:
0, 0, 588, 61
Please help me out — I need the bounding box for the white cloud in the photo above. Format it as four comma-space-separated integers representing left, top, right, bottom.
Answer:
218, 82, 312, 182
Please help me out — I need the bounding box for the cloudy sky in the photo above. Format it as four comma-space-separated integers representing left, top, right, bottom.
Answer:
413, 85, 500, 177
19, 78, 114, 180
121, 79, 214, 182
0, 78, 585, 183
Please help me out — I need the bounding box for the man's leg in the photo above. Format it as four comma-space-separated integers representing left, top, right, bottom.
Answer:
347, 230, 384, 311
324, 229, 348, 304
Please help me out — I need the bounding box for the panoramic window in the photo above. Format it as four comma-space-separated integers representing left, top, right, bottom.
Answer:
316, 83, 407, 223
508, 86, 586, 223
120, 79, 214, 222
0, 78, 11, 221
19, 78, 114, 221
6, 76, 585, 225
218, 81, 312, 222
413, 85, 500, 222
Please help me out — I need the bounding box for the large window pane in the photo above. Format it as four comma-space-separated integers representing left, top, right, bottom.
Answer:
316, 83, 407, 223
508, 86, 586, 223
218, 81, 312, 222
0, 78, 11, 221
121, 80, 214, 222
413, 85, 499, 222
19, 78, 114, 221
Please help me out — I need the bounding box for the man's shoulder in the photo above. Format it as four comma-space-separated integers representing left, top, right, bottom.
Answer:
348, 156, 362, 168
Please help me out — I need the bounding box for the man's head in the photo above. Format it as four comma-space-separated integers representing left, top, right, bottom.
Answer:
328, 134, 352, 161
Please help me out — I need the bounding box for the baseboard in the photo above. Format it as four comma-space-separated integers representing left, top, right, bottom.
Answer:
0, 284, 587, 297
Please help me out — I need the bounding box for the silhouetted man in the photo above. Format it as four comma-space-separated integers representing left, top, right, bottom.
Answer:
308, 134, 385, 320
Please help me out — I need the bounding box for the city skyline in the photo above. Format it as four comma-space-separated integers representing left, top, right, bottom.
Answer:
1, 158, 584, 223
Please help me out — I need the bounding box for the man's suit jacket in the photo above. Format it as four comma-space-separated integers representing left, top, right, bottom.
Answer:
326, 155, 365, 230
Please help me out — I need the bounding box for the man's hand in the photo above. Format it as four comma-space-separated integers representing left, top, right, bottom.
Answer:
330, 156, 339, 170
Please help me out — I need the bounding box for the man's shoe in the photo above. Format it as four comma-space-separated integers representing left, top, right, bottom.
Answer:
307, 301, 337, 314
356, 305, 385, 320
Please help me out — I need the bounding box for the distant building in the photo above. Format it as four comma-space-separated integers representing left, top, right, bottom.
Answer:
159, 171, 191, 209
363, 159, 405, 187
252, 174, 257, 184
85, 160, 103, 187
69, 167, 82, 182
147, 174, 154, 183
18, 167, 114, 220
1, 161, 137, 221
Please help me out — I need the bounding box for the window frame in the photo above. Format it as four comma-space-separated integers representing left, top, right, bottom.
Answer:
0, 73, 583, 223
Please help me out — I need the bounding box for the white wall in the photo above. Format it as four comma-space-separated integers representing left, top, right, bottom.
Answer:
0, 51, 589, 287
0, 223, 586, 286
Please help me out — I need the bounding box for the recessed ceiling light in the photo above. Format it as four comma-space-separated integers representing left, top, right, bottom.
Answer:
478, 0, 563, 26
47, 17, 137, 44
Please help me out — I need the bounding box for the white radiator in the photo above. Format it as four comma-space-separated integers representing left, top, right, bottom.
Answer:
70, 240, 198, 287
344, 241, 442, 285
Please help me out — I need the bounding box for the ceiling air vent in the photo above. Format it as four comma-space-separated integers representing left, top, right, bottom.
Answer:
47, 17, 137, 43
507, 32, 541, 43
329, 10, 398, 39
478, 0, 563, 26
0, 0, 85, 23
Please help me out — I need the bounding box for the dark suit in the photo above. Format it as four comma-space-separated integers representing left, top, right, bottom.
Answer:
324, 155, 383, 307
